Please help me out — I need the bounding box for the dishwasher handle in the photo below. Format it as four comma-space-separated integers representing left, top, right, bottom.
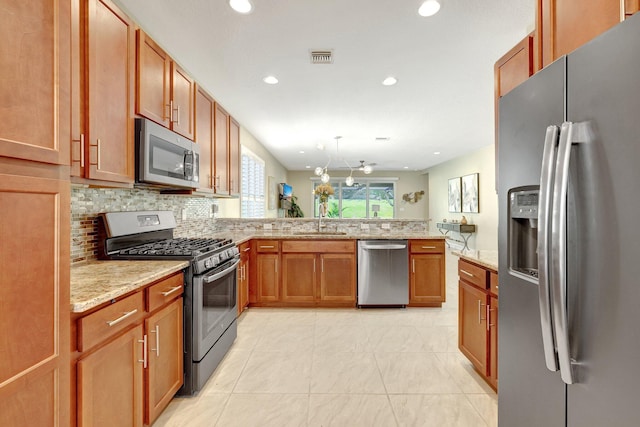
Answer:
360, 244, 407, 250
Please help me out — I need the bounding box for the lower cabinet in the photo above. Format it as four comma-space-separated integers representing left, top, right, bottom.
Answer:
282, 253, 316, 303
74, 272, 184, 426
319, 253, 356, 302
409, 240, 446, 307
237, 241, 251, 315
457, 259, 498, 390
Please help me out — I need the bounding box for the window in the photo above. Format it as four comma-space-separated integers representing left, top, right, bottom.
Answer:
241, 148, 265, 218
313, 180, 396, 219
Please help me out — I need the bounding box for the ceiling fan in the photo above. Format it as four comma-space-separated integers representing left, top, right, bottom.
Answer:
356, 160, 376, 174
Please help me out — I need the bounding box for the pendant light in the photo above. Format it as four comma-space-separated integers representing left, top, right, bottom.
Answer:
313, 136, 374, 186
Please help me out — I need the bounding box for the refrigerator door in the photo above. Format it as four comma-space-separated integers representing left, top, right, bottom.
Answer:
565, 14, 640, 426
497, 58, 566, 426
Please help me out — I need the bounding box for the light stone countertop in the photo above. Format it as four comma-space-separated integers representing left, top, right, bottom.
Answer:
452, 249, 499, 271
218, 231, 446, 245
70, 260, 189, 313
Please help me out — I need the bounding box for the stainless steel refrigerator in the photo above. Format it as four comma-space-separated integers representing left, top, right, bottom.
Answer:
498, 13, 640, 426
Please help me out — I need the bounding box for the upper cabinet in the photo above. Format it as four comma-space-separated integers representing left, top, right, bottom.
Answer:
536, 0, 628, 69
0, 0, 71, 166
229, 117, 241, 196
214, 103, 230, 194
71, 0, 136, 185
136, 30, 195, 140
195, 86, 215, 192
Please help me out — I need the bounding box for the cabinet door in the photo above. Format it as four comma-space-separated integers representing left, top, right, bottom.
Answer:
170, 63, 195, 140
86, 0, 135, 183
0, 173, 70, 427
320, 253, 356, 303
626, 0, 640, 16
238, 243, 251, 314
77, 326, 144, 427
145, 299, 183, 425
0, 0, 71, 165
136, 30, 171, 127
458, 281, 488, 375
487, 295, 498, 389
410, 254, 445, 306
229, 117, 241, 196
213, 103, 230, 194
538, 0, 621, 68
195, 86, 214, 192
282, 254, 316, 303
257, 254, 279, 302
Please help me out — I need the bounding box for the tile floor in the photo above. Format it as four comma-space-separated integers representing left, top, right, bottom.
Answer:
153, 250, 498, 427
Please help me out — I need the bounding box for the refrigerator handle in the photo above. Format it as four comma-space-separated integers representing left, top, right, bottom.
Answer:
550, 121, 592, 385
538, 125, 560, 373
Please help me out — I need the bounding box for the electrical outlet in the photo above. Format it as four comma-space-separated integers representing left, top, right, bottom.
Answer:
381, 223, 391, 230
360, 223, 369, 230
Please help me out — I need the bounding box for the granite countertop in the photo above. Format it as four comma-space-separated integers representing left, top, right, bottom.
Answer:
452, 249, 499, 271
70, 260, 189, 313
218, 231, 446, 245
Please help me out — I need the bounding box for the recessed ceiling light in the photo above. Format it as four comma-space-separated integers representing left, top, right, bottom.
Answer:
299, 150, 305, 154
382, 77, 398, 86
434, 151, 441, 155
229, 0, 253, 14
418, 0, 441, 17
404, 166, 409, 169
316, 144, 325, 151
305, 165, 311, 169
263, 75, 279, 85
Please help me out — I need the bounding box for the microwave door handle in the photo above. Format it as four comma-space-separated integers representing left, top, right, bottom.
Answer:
203, 258, 240, 283
538, 125, 560, 373
183, 150, 194, 180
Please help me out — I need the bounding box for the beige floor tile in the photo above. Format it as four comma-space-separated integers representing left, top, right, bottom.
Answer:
234, 351, 312, 393
314, 324, 371, 353
310, 352, 386, 394
366, 325, 425, 353
466, 393, 498, 427
199, 348, 252, 394
152, 393, 229, 427
215, 394, 309, 427
375, 352, 462, 394
434, 352, 495, 394
389, 394, 487, 427
418, 325, 458, 353
308, 394, 398, 427
253, 323, 315, 352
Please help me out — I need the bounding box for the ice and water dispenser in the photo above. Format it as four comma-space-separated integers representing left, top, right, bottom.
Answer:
509, 188, 539, 282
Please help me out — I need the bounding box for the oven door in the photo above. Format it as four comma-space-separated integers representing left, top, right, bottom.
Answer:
192, 257, 239, 361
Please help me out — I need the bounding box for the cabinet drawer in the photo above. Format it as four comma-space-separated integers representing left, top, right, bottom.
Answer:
410, 240, 445, 253
490, 271, 499, 296
255, 240, 279, 252
78, 292, 145, 352
147, 272, 184, 312
458, 259, 488, 289
282, 240, 355, 253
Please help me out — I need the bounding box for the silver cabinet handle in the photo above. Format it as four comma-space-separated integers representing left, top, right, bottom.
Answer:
176, 104, 180, 125
169, 100, 175, 123
80, 134, 85, 167
275, 258, 277, 273
361, 244, 406, 250
460, 269, 474, 278
161, 286, 182, 297
96, 138, 101, 170
260, 245, 275, 249
243, 247, 251, 252
538, 124, 560, 373
150, 325, 160, 357
421, 246, 436, 249
106, 309, 138, 326
412, 258, 415, 274
321, 258, 324, 273
313, 258, 316, 273
138, 334, 147, 368
477, 300, 483, 324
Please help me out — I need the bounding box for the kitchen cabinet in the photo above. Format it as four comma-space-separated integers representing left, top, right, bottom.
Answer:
282, 253, 317, 303
457, 258, 498, 390
0, 0, 71, 166
229, 117, 241, 196
319, 253, 357, 303
73, 272, 184, 426
195, 86, 215, 193
254, 240, 280, 302
627, 0, 640, 16
409, 240, 446, 307
536, 0, 622, 69
136, 30, 195, 140
214, 103, 230, 194
74, 0, 135, 185
0, 170, 71, 427
237, 241, 251, 315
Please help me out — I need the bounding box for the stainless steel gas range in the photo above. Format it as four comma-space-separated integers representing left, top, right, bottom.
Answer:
98, 211, 239, 395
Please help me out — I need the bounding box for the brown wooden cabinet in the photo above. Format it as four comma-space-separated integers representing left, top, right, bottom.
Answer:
80, 0, 136, 184
0, 0, 71, 166
409, 240, 446, 307
536, 0, 622, 69
0, 170, 71, 427
136, 30, 195, 140
214, 103, 230, 194
254, 240, 280, 302
237, 241, 251, 315
229, 118, 241, 196
626, 0, 640, 16
195, 86, 215, 192
145, 298, 183, 425
319, 253, 357, 303
282, 253, 317, 303
457, 258, 498, 390
74, 272, 184, 426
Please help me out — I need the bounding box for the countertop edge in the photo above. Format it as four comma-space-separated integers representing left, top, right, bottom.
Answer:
452, 250, 499, 271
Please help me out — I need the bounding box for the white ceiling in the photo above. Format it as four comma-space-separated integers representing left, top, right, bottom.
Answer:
114, 0, 535, 172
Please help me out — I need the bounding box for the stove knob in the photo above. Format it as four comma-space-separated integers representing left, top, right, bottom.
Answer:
204, 258, 212, 269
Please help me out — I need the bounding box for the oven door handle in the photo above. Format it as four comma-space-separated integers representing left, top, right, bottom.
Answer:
203, 258, 240, 284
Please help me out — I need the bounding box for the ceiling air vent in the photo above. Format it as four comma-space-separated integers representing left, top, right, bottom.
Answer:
375, 137, 391, 142
310, 50, 333, 64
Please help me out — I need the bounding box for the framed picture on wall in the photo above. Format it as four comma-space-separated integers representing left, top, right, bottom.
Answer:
462, 173, 479, 213
448, 177, 461, 212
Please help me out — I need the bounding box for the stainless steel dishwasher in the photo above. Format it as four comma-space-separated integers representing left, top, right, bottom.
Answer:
357, 240, 409, 307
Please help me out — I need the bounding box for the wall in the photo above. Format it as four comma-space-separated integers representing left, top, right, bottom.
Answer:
216, 127, 288, 218
424, 144, 498, 250
287, 170, 430, 222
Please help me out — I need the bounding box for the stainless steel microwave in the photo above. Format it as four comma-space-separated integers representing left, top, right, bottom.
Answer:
135, 118, 199, 189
